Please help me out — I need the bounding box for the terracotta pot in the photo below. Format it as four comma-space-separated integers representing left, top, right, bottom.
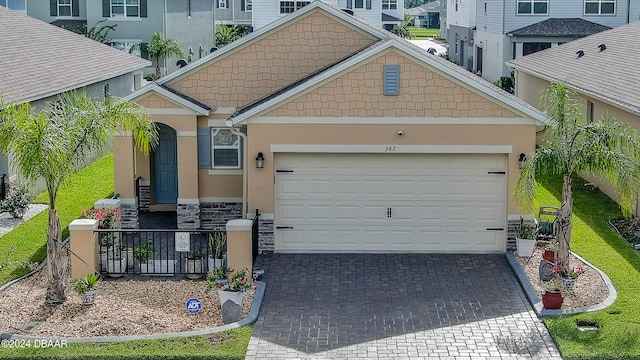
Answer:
542, 291, 563, 309
543, 250, 555, 263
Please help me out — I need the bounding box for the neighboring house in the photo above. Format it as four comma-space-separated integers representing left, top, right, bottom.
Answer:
0, 6, 149, 194
445, 0, 475, 69
0, 0, 26, 13
507, 21, 640, 209
252, 0, 404, 30
117, 0, 547, 254
214, 0, 252, 26
405, 1, 443, 29
11, 0, 214, 76
472, 0, 640, 82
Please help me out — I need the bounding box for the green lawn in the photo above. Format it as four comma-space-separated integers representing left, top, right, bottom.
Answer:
535, 174, 640, 359
408, 27, 440, 39
0, 154, 115, 284
2, 327, 252, 359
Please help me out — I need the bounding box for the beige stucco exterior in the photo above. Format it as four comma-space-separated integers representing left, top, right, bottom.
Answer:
167, 10, 378, 109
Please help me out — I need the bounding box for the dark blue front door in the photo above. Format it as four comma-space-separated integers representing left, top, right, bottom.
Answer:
153, 124, 178, 204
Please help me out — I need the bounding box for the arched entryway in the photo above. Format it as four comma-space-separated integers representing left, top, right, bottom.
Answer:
152, 123, 178, 204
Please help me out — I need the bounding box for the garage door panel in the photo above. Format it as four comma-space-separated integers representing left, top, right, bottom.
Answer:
275, 153, 507, 253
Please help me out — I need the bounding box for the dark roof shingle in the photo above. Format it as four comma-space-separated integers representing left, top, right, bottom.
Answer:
507, 18, 611, 37
0, 7, 149, 103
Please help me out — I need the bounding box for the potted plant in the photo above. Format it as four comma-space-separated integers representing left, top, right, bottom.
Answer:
216, 267, 252, 323
73, 273, 101, 306
133, 240, 155, 274
543, 240, 558, 263
207, 232, 226, 270
105, 240, 127, 277
540, 278, 563, 309
205, 266, 230, 293
552, 262, 585, 290
515, 217, 537, 257
185, 250, 204, 279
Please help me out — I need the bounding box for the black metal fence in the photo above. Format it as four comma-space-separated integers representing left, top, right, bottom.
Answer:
252, 209, 260, 264
96, 228, 226, 277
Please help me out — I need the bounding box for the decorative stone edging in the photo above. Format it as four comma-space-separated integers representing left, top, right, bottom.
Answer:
0, 281, 266, 343
506, 251, 617, 317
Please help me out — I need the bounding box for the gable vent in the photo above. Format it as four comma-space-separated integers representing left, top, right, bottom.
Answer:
576, 50, 584, 58
598, 44, 606, 52
383, 64, 400, 96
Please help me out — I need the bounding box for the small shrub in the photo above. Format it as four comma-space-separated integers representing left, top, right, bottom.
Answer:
0, 185, 32, 219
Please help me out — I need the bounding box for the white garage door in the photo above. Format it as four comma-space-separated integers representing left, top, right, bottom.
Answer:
274, 153, 507, 253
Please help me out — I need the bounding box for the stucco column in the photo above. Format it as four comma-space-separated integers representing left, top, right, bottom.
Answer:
70, 219, 99, 280
113, 134, 138, 228
177, 133, 200, 229
515, 42, 524, 59
226, 219, 254, 281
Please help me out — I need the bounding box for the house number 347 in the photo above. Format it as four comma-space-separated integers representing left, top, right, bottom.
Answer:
385, 146, 396, 152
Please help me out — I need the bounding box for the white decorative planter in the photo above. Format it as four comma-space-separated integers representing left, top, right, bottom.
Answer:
207, 258, 224, 271
516, 237, 536, 257
186, 259, 204, 279
82, 289, 97, 306
106, 257, 127, 277
217, 289, 244, 324
137, 261, 155, 274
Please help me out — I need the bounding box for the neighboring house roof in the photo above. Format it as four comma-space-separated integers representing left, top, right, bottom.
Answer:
382, 13, 402, 22
405, 1, 441, 15
405, 7, 427, 16
0, 6, 149, 104
507, 18, 611, 37
507, 20, 640, 115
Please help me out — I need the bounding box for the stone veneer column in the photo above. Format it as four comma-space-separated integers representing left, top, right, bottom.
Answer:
199, 202, 243, 229
138, 180, 151, 212
177, 201, 201, 230
119, 200, 138, 229
258, 218, 274, 254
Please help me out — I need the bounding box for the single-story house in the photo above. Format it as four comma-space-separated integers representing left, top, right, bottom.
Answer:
507, 21, 640, 212
405, 1, 443, 29
118, 0, 548, 254
0, 6, 150, 195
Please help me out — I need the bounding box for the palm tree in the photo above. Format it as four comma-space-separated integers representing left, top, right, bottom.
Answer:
515, 82, 640, 272
148, 32, 185, 79
0, 92, 158, 305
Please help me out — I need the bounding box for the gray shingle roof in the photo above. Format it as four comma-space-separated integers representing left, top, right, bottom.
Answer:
0, 7, 150, 104
507, 18, 611, 37
507, 20, 640, 114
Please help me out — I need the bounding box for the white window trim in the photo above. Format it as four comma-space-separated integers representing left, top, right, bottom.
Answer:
57, 0, 72, 17
516, 0, 548, 15
218, 0, 226, 9
211, 128, 242, 169
245, 0, 252, 11
584, 0, 616, 15
279, 1, 309, 14
111, 0, 140, 18
382, 0, 397, 10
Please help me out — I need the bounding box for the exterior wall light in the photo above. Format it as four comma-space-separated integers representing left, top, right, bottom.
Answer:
518, 153, 526, 169
256, 152, 265, 169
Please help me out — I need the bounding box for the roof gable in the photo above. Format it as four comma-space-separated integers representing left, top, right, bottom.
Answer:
230, 40, 548, 125
507, 21, 640, 114
126, 84, 210, 116
0, 7, 149, 104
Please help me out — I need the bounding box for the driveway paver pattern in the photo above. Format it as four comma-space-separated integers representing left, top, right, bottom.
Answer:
247, 254, 562, 359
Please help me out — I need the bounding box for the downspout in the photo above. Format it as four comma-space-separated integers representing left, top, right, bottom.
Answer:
628, 0, 631, 24
227, 121, 248, 218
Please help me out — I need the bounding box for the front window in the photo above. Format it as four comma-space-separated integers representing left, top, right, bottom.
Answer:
279, 1, 309, 13
111, 0, 139, 18
58, 0, 72, 16
355, 0, 363, 8
517, 0, 548, 14
218, 0, 226, 8
585, 0, 615, 14
0, 0, 26, 12
212, 129, 241, 168
245, 0, 252, 11
382, 0, 397, 10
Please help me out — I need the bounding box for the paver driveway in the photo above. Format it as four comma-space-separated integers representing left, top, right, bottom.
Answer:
247, 254, 562, 359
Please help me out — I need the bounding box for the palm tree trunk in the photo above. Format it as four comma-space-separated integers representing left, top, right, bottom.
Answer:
557, 175, 573, 272
155, 60, 161, 80
45, 208, 66, 305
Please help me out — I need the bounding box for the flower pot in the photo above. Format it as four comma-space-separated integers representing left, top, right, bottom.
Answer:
562, 276, 575, 290
516, 237, 536, 257
82, 289, 97, 306
541, 291, 563, 309
106, 257, 127, 277
137, 261, 155, 274
186, 259, 204, 279
543, 249, 555, 263
207, 258, 224, 271
218, 289, 243, 324
124, 248, 134, 269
